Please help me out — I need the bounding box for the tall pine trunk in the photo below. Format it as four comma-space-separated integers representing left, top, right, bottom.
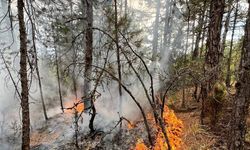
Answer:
205, 0, 225, 89
227, 1, 250, 149
82, 0, 93, 110
18, 0, 30, 149
114, 0, 123, 113
201, 0, 225, 125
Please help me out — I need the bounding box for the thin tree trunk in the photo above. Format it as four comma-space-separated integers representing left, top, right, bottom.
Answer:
71, 1, 78, 99
167, 0, 175, 47
226, 0, 239, 87
124, 0, 128, 17
192, 1, 207, 101
200, 9, 209, 58
152, 0, 161, 61
191, 18, 196, 52
161, 0, 170, 58
35, 60, 48, 120
55, 46, 64, 113
221, 0, 233, 57
182, 0, 190, 107
181, 88, 186, 108
27, 4, 48, 120
185, 0, 190, 59
114, 0, 123, 113
192, 0, 207, 59
227, 1, 250, 148
18, 0, 30, 149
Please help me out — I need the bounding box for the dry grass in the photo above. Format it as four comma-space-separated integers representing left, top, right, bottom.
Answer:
170, 87, 217, 150
177, 111, 216, 150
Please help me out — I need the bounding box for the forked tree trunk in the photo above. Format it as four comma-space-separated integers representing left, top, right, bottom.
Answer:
18, 0, 30, 149
227, 1, 250, 149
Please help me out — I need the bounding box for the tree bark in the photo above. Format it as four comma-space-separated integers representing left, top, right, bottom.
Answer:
18, 0, 30, 149
201, 0, 225, 124
82, 0, 93, 110
227, 1, 250, 149
205, 0, 225, 87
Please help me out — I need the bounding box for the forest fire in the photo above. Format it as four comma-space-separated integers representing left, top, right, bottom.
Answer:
134, 106, 183, 150
64, 98, 84, 113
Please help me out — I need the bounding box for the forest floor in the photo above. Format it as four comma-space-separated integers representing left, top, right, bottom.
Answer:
169, 89, 219, 150
28, 87, 250, 150
171, 87, 250, 150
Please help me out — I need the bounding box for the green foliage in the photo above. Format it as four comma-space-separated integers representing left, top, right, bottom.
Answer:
222, 38, 243, 83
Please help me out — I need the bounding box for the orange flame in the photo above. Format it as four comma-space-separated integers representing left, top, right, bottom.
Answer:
134, 139, 149, 150
134, 106, 183, 150
127, 123, 134, 130
64, 98, 84, 113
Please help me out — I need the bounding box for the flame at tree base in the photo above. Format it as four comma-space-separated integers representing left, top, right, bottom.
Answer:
134, 106, 183, 150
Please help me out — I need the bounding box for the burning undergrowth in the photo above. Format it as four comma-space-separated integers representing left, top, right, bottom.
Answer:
134, 106, 183, 150
30, 96, 183, 150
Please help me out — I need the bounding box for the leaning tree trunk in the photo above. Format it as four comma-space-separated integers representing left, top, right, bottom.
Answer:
227, 1, 250, 149
18, 0, 30, 149
201, 0, 225, 125
28, 9, 48, 120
